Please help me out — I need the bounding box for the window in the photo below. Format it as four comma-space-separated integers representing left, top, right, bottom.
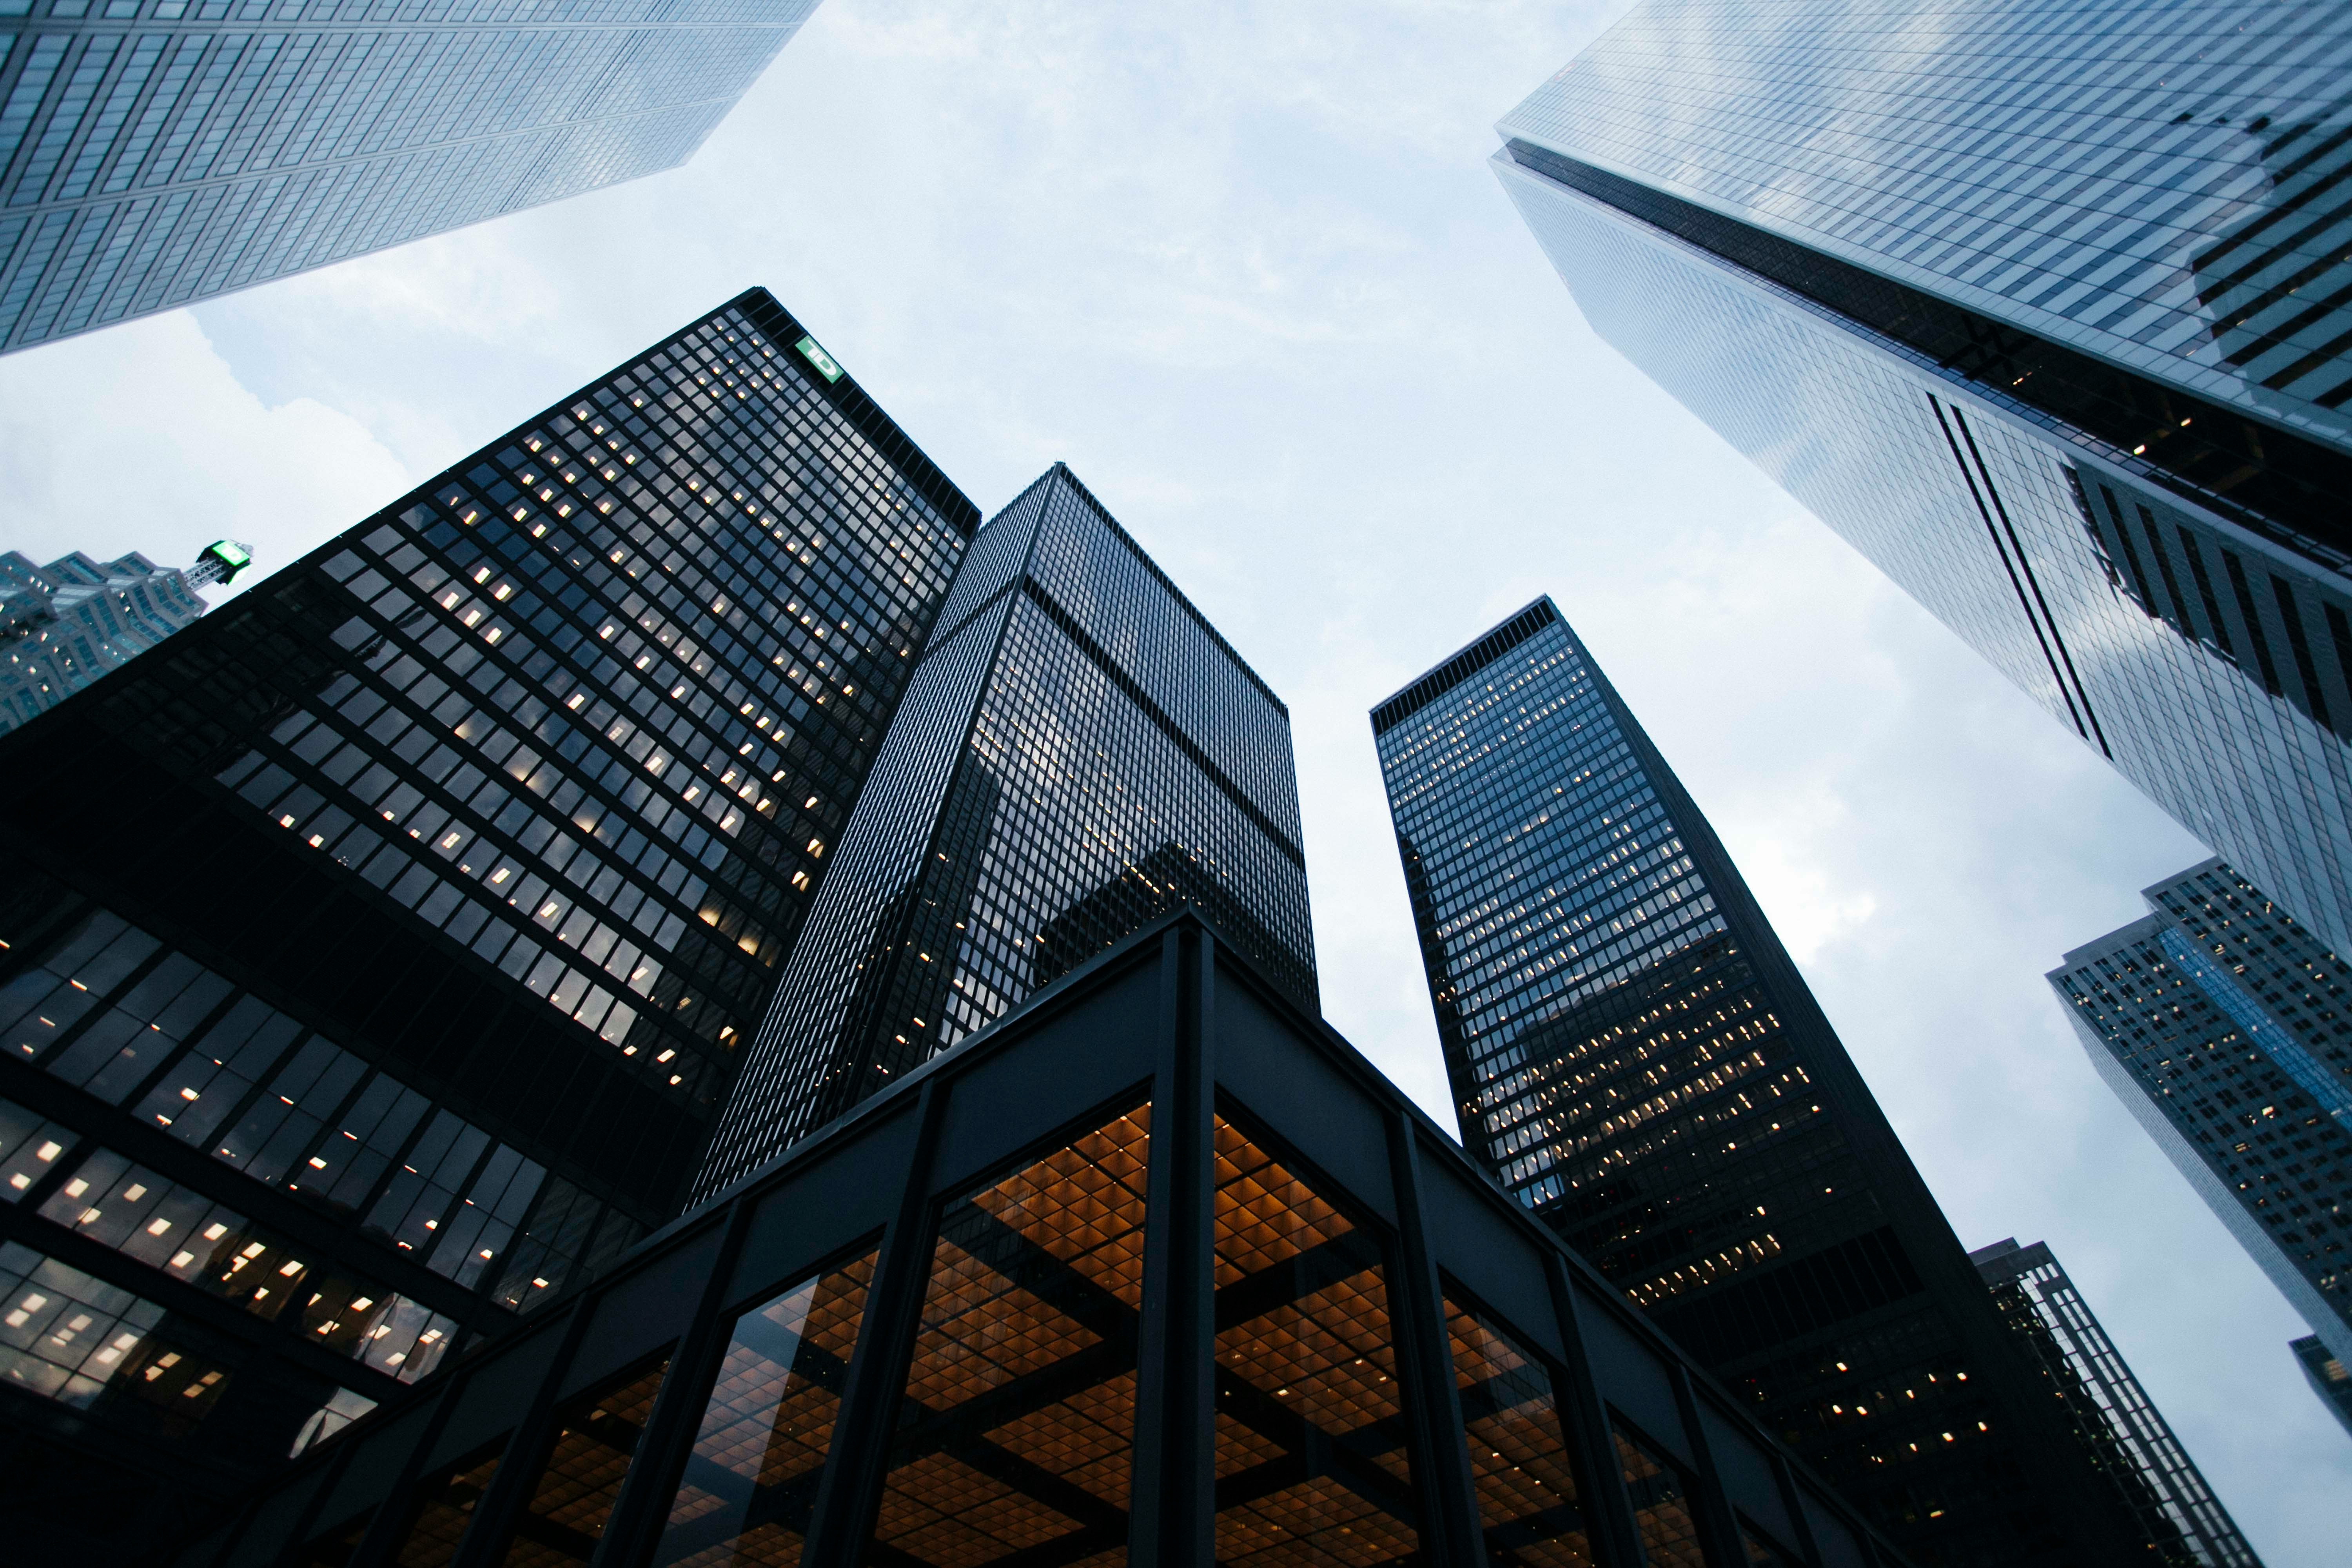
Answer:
498, 1355, 670, 1564
1444, 1291, 1592, 1563
866, 1102, 1153, 1562
653, 1249, 880, 1564
1210, 1111, 1423, 1561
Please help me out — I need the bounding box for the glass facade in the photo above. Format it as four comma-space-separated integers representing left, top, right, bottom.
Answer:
1374, 597, 2163, 1566
0, 286, 975, 1558
175, 912, 1896, 1568
695, 463, 1316, 1200
0, 0, 820, 352
1, 542, 245, 733
1969, 1238, 2259, 1568
2289, 1332, 2352, 1440
1494, 0, 2352, 965
2050, 858, 2352, 1373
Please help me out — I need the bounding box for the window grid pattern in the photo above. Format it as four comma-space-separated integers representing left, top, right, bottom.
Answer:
866, 1105, 1149, 1566
178, 302, 966, 1121
1377, 601, 2097, 1563
1974, 1239, 2260, 1568
1497, 144, 2352, 966
2053, 858, 2352, 1362
0, 3, 820, 351
1500, 0, 2352, 449
0, 892, 642, 1322
698, 468, 1312, 1198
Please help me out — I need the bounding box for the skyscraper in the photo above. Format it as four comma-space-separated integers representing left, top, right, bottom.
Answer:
2050, 859, 2352, 1371
1493, 0, 2352, 959
1375, 597, 2156, 1565
695, 463, 1316, 1202
1970, 1238, 2261, 1568
2290, 1334, 2352, 1440
0, 286, 974, 1558
0, 0, 820, 352
1, 538, 247, 732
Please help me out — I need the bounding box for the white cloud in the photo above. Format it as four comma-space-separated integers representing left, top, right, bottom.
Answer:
0, 311, 409, 599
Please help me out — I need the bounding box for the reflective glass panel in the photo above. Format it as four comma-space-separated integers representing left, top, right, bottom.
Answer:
1210, 1112, 1422, 1564
866, 1102, 1152, 1565
1614, 1425, 1703, 1568
395, 1444, 505, 1568
654, 1251, 878, 1565
1443, 1294, 1591, 1565
496, 1356, 670, 1565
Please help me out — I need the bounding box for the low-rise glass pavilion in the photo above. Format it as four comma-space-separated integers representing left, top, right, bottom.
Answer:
171, 912, 1901, 1568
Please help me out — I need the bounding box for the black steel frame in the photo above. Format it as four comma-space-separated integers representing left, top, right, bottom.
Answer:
169, 911, 1907, 1568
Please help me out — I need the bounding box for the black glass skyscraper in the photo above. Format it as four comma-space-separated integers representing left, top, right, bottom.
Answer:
695, 463, 1315, 1202
1374, 598, 2156, 1566
1495, 0, 2352, 964
0, 286, 974, 1557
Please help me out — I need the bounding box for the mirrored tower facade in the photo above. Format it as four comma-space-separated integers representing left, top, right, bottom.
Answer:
0, 0, 820, 352
1495, 0, 2352, 960
0, 287, 974, 1557
1375, 597, 2160, 1565
695, 463, 1316, 1202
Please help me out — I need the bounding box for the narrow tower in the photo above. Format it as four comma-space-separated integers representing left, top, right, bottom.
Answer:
695, 463, 1315, 1201
1374, 597, 2156, 1565
1971, 1238, 2262, 1567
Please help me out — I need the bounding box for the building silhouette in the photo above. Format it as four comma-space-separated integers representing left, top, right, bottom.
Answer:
0, 286, 974, 1557
2051, 860, 2352, 1373
1374, 597, 2157, 1565
1971, 1238, 2260, 1567
0, 0, 820, 352
695, 464, 1316, 1202
1494, 0, 2352, 960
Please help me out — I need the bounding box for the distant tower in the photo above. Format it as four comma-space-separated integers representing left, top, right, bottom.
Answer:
0, 539, 247, 732
1494, 0, 2352, 960
695, 463, 1316, 1200
0, 2, 822, 352
2051, 860, 2352, 1368
1971, 1238, 2261, 1567
2291, 1334, 2352, 1440
1374, 596, 2161, 1565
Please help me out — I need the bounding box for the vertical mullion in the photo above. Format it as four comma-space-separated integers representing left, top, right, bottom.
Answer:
581, 1199, 757, 1568
343, 1365, 469, 1568
1668, 1363, 1748, 1568
1386, 1114, 1486, 1568
446, 1296, 597, 1568
256, 1420, 365, 1568
798, 1076, 951, 1566
1540, 1252, 1646, 1568
1769, 1452, 1827, 1568
1128, 923, 1215, 1566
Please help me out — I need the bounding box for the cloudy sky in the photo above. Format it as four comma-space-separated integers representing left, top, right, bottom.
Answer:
2, 0, 2342, 1555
